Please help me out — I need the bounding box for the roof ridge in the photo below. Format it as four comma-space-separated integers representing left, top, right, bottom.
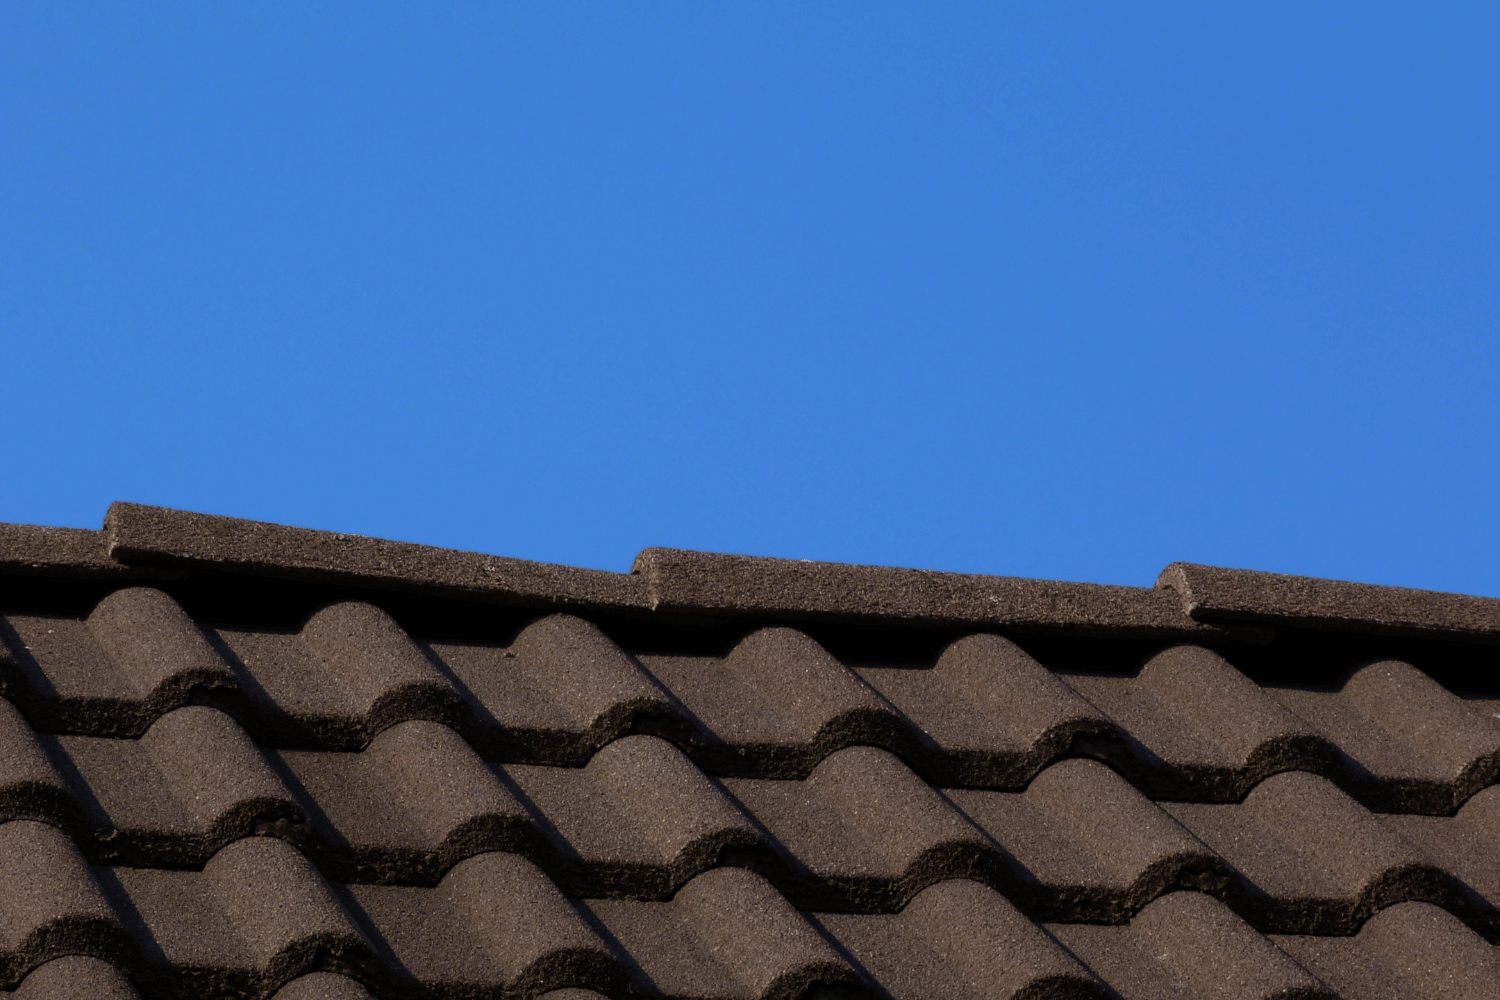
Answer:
1158, 561, 1500, 642
0, 502, 1494, 643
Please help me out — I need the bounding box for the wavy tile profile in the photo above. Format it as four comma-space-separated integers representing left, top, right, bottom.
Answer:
9, 594, 1500, 820
3, 503, 1500, 998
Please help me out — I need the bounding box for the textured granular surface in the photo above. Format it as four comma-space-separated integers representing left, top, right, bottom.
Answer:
0, 502, 1497, 998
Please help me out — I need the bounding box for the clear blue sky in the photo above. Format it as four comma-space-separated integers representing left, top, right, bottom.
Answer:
3, 5, 1497, 595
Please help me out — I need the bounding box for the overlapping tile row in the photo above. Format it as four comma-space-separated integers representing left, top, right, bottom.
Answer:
3, 821, 1497, 1000
11, 680, 1500, 946
6, 590, 1500, 813
0, 822, 1057, 1000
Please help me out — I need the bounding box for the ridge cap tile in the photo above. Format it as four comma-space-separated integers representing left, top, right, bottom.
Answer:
104, 501, 649, 611
636, 547, 1264, 639
0, 523, 180, 581
1158, 561, 1500, 642
2, 503, 1495, 642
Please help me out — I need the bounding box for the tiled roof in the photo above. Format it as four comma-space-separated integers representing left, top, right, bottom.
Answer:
2, 503, 1498, 999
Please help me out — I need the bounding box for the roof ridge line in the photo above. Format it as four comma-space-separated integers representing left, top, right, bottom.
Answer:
1158, 561, 1500, 643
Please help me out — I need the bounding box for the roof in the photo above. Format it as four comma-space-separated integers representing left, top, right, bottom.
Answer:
2, 502, 1499, 999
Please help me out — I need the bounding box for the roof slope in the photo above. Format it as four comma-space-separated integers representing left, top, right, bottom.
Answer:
1, 503, 1498, 999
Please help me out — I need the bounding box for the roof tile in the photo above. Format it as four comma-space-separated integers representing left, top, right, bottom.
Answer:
10, 955, 140, 999
509, 735, 761, 891
1273, 902, 1500, 1000
0, 820, 124, 986
1164, 771, 1470, 935
1158, 561, 1500, 641
299, 601, 465, 731
949, 758, 1227, 921
6, 504, 1500, 998
351, 850, 619, 996
277, 720, 533, 883
140, 706, 303, 840
589, 866, 858, 1000
1049, 891, 1332, 1000
1341, 659, 1500, 787
723, 745, 995, 909
0, 699, 71, 827
88, 588, 237, 703
267, 972, 376, 1000
635, 548, 1256, 639
54, 705, 305, 865
816, 878, 1105, 1000
105, 502, 648, 610
854, 633, 1115, 787
1060, 653, 1340, 802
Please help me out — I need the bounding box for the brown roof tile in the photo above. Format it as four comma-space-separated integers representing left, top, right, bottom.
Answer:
351, 850, 620, 995
0, 821, 125, 986
853, 632, 1115, 787
722, 746, 996, 910
268, 972, 376, 1000
815, 878, 1105, 1000
948, 758, 1228, 922
636, 547, 1260, 640
1049, 892, 1334, 1000
1273, 902, 1500, 1000
11, 955, 141, 999
508, 735, 761, 892
104, 502, 648, 611
5, 504, 1500, 997
0, 525, 174, 582
1159, 561, 1500, 642
587, 866, 857, 1000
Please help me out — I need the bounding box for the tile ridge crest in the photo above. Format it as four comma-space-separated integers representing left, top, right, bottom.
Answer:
101, 501, 649, 611
633, 546, 1264, 639
1157, 561, 1500, 643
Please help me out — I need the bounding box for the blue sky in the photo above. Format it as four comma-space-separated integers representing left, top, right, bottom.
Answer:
3, 5, 1497, 594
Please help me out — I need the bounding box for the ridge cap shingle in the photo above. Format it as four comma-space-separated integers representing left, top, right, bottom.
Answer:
1158, 561, 1500, 643
0, 522, 181, 581
5, 502, 1495, 643
633, 546, 1266, 640
103, 501, 649, 612
97, 503, 1256, 638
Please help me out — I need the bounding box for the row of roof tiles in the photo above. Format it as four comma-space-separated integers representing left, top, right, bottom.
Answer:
8, 698, 1500, 936
3, 822, 1497, 1000
4, 503, 1499, 643
5, 591, 1499, 812
5, 505, 1499, 999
